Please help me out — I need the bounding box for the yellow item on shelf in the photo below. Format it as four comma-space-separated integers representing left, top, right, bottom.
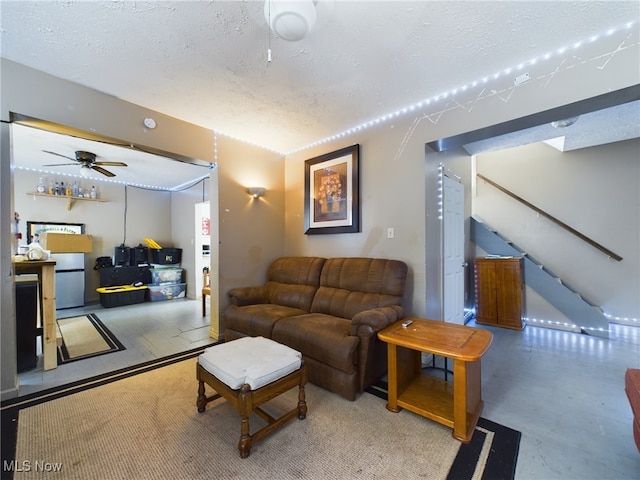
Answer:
144, 238, 162, 249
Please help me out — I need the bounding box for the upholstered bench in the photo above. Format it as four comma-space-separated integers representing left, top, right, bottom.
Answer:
196, 336, 307, 458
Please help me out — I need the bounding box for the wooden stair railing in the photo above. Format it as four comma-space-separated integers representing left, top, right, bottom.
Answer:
477, 173, 623, 261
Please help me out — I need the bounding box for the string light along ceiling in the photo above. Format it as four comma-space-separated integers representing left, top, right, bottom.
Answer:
282, 20, 637, 155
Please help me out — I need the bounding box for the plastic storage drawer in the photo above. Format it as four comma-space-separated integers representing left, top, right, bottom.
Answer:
147, 283, 187, 302
150, 267, 183, 285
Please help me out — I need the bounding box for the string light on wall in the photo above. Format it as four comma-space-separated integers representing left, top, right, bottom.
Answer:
287, 20, 638, 155
437, 164, 444, 220
524, 317, 610, 334
214, 131, 284, 155
14, 165, 201, 192
604, 313, 640, 325
214, 132, 218, 163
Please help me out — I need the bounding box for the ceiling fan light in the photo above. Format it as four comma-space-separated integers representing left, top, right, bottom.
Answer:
265, 0, 317, 41
79, 165, 92, 177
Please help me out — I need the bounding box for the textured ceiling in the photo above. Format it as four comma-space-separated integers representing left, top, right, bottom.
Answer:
2, 1, 639, 188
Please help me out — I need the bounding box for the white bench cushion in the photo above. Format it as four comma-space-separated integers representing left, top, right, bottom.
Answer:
198, 336, 302, 390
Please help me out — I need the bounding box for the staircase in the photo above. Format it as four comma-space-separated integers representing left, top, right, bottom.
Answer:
470, 216, 609, 338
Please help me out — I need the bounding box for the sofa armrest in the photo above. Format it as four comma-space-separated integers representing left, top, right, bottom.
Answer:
228, 286, 269, 306
350, 305, 403, 335
350, 305, 404, 392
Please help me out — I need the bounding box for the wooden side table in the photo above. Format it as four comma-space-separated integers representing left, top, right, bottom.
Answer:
378, 318, 492, 443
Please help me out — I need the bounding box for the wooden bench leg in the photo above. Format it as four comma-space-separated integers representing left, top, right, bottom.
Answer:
297, 382, 307, 420
196, 363, 307, 459
238, 384, 253, 458
197, 379, 207, 413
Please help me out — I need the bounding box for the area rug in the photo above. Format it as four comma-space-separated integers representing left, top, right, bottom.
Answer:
367, 381, 521, 480
1, 348, 519, 480
56, 314, 125, 364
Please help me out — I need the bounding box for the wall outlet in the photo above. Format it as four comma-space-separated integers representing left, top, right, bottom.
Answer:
387, 227, 395, 239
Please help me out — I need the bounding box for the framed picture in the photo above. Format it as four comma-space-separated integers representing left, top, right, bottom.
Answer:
26, 221, 84, 244
304, 144, 360, 234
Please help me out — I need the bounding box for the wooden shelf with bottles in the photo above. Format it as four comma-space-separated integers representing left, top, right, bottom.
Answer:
27, 192, 107, 210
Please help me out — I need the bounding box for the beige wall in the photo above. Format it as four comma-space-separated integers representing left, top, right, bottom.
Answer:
217, 135, 285, 328
283, 24, 639, 321
474, 139, 640, 320
1, 60, 285, 399
2, 24, 638, 398
14, 170, 173, 303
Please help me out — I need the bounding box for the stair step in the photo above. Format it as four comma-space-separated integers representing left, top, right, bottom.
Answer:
471, 215, 609, 338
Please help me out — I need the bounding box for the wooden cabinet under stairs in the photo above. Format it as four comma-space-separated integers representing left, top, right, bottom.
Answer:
474, 257, 524, 330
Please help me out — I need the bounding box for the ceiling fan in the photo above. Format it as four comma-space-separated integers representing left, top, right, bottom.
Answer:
42, 150, 128, 177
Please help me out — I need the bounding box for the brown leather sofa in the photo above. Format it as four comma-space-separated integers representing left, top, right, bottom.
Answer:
223, 256, 408, 400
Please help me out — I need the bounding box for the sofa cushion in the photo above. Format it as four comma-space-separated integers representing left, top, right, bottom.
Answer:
224, 304, 309, 338
272, 313, 359, 374
266, 257, 326, 311
311, 257, 407, 319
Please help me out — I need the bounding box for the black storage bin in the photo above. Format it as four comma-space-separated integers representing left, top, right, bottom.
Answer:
114, 245, 131, 266
131, 244, 149, 266
99, 265, 151, 287
16, 280, 38, 372
150, 248, 182, 265
97, 285, 147, 308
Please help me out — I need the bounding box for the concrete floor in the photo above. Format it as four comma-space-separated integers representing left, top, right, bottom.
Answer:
17, 299, 640, 479
477, 320, 640, 479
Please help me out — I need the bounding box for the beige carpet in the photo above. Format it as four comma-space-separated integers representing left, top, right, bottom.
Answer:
14, 358, 476, 479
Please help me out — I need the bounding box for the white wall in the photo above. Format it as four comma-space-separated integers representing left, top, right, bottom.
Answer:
474, 139, 640, 320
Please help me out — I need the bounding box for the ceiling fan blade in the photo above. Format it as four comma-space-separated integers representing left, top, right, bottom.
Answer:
42, 163, 77, 167
42, 150, 76, 162
91, 165, 116, 177
94, 161, 128, 167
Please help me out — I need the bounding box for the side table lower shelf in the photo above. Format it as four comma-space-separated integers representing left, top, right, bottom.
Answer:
395, 373, 455, 429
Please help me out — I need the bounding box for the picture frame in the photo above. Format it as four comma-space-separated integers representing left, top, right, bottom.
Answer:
304, 144, 360, 235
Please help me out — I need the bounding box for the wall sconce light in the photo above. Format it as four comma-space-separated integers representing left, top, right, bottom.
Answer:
247, 187, 266, 199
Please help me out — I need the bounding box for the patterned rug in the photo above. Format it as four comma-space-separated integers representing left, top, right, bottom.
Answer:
56, 313, 125, 364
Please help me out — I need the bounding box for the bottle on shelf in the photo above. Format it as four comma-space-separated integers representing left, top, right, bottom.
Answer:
48, 180, 54, 195
72, 180, 79, 197
54, 181, 60, 195
90, 185, 97, 199
36, 177, 46, 193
